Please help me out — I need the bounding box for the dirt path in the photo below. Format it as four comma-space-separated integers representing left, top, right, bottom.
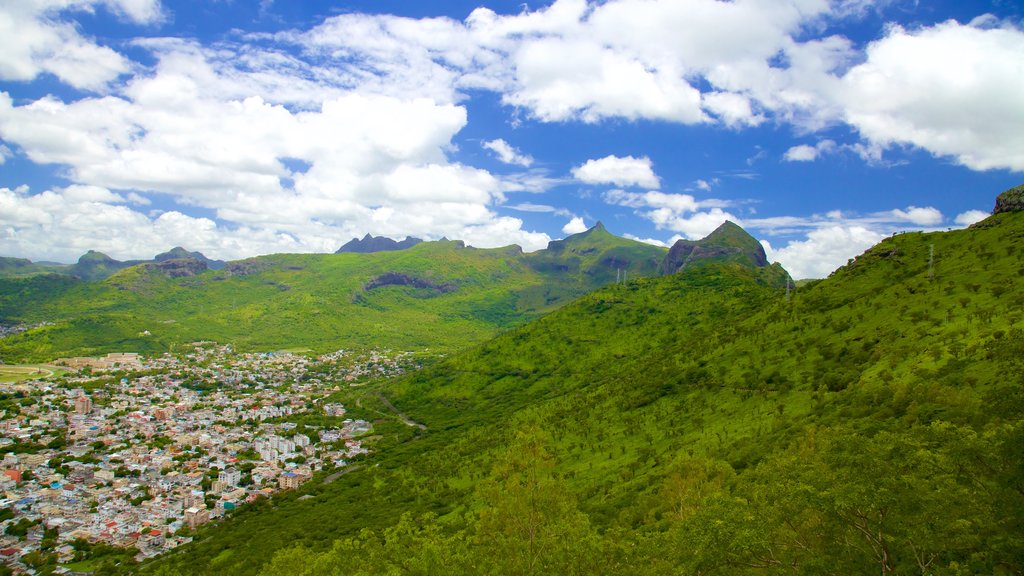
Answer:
374, 392, 427, 430
323, 464, 363, 484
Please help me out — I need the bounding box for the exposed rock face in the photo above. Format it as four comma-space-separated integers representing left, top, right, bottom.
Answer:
660, 221, 769, 275
155, 247, 226, 270
993, 184, 1024, 214
336, 234, 423, 254
364, 272, 455, 294
149, 258, 208, 278
226, 258, 272, 277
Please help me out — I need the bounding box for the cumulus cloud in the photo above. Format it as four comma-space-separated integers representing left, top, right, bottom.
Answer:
562, 216, 588, 235
749, 203, 958, 279
888, 206, 944, 226
0, 41, 552, 259
954, 209, 989, 226
573, 155, 660, 188
784, 140, 838, 162
604, 189, 736, 239
762, 225, 887, 280
0, 0, 162, 91
840, 19, 1024, 171
623, 233, 669, 248
482, 138, 534, 167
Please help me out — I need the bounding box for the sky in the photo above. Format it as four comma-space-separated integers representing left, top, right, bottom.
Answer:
0, 0, 1022, 278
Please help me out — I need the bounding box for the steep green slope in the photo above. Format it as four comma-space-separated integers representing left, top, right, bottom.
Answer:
145, 207, 1024, 575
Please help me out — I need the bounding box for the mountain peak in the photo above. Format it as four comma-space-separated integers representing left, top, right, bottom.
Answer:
660, 220, 770, 275
993, 184, 1024, 215
77, 250, 117, 264
155, 247, 195, 261
336, 234, 423, 254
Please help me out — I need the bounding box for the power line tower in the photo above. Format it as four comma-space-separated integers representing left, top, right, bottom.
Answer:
928, 244, 935, 281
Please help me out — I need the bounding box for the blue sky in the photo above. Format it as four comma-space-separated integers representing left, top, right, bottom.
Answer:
0, 0, 1022, 278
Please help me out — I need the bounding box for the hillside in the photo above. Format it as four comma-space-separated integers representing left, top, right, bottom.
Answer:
0, 256, 68, 278
0, 227, 668, 362
142, 198, 1024, 575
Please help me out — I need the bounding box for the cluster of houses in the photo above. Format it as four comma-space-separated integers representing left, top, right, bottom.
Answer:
0, 343, 407, 571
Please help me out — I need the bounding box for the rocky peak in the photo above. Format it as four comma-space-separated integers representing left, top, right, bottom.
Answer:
336, 234, 423, 254
993, 184, 1024, 214
660, 221, 769, 275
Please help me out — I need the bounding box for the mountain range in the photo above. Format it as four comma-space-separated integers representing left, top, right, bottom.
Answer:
2, 221, 782, 362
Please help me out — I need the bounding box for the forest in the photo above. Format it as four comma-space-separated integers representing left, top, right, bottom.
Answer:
137, 207, 1024, 575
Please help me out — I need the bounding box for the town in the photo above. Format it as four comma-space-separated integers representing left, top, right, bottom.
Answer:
0, 343, 419, 573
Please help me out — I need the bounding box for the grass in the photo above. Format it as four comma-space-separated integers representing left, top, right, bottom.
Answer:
0, 364, 62, 382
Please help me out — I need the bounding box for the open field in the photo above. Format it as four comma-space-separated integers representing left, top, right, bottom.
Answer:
0, 364, 62, 382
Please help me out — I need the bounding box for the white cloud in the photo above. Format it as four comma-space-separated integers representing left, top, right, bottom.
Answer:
623, 233, 669, 248
839, 19, 1024, 171
954, 209, 989, 226
703, 92, 763, 127
762, 225, 886, 280
562, 216, 588, 235
784, 139, 837, 162
0, 0, 162, 91
482, 138, 534, 167
573, 155, 660, 188
887, 206, 944, 226
0, 38, 551, 259
603, 189, 736, 239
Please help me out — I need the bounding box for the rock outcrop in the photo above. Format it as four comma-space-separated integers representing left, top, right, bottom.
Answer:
660, 221, 769, 275
336, 234, 423, 254
993, 184, 1024, 214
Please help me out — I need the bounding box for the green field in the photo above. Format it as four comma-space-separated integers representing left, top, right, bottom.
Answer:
0, 364, 61, 382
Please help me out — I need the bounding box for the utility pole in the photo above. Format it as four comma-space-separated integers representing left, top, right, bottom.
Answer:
928, 244, 934, 281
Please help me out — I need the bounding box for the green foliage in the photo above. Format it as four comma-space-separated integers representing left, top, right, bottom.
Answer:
111, 213, 1024, 574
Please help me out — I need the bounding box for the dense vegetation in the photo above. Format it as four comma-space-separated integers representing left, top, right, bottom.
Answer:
137, 206, 1024, 575
0, 226, 666, 361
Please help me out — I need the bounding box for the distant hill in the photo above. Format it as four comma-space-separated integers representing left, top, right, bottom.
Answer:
0, 226, 672, 362
154, 246, 226, 270
0, 247, 226, 282
144, 186, 1024, 576
68, 250, 142, 281
336, 234, 423, 253
0, 256, 67, 278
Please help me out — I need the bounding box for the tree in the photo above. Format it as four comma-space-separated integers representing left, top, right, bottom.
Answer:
471, 425, 599, 576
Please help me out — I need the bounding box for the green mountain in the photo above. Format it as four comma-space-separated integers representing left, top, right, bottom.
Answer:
0, 227, 669, 362
660, 220, 775, 274
155, 247, 226, 270
0, 256, 68, 278
143, 190, 1024, 575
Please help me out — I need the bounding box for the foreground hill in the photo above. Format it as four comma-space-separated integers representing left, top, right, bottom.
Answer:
142, 191, 1024, 575
0, 227, 676, 361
